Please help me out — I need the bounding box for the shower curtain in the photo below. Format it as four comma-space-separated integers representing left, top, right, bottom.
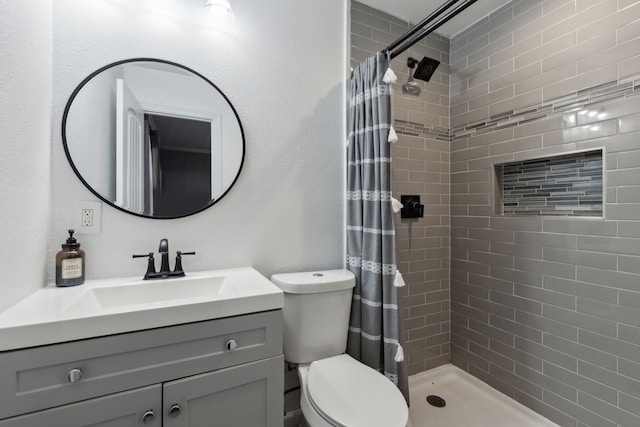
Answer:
346, 52, 409, 403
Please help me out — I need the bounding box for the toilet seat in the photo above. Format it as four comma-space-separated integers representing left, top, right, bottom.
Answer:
306, 354, 408, 427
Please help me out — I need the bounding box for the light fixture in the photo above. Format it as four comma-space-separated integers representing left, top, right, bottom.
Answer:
204, 0, 234, 21
153, 0, 178, 11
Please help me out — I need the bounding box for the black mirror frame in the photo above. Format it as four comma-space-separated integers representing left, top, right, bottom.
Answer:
61, 58, 245, 219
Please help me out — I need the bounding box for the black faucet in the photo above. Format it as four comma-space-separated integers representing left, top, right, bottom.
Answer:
133, 239, 195, 280
158, 238, 171, 274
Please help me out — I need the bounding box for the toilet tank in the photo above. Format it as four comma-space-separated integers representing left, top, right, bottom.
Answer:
271, 270, 355, 364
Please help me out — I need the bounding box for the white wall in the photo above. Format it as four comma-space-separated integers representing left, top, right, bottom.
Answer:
0, 3, 52, 311
51, 0, 348, 280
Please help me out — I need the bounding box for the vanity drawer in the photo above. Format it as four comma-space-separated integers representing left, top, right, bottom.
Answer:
0, 310, 282, 420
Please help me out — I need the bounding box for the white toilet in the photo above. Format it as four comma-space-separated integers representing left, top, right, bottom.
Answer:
271, 269, 409, 427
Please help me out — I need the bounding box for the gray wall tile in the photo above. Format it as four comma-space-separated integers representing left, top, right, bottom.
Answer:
492, 241, 542, 260
516, 310, 577, 341
469, 363, 514, 397
578, 391, 640, 427
543, 247, 616, 270
579, 329, 640, 365
619, 324, 640, 346
578, 359, 640, 400
577, 235, 640, 256
491, 290, 543, 315
544, 361, 618, 405
619, 392, 640, 419
516, 337, 577, 372
542, 219, 617, 236
490, 362, 543, 398
469, 272, 514, 293
514, 283, 576, 310
576, 266, 640, 292
516, 362, 577, 401
470, 295, 514, 319
544, 304, 617, 337
515, 231, 577, 249
491, 313, 542, 343
577, 298, 640, 328
514, 389, 579, 427
576, 343, 617, 372
513, 257, 576, 279
543, 388, 617, 427
491, 265, 542, 287
543, 276, 618, 305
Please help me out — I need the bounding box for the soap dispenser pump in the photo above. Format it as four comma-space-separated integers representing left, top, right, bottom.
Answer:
55, 229, 86, 287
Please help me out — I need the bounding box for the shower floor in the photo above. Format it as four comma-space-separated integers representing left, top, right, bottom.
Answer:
408, 364, 559, 427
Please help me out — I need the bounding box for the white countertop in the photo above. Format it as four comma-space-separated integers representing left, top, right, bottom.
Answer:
0, 267, 283, 351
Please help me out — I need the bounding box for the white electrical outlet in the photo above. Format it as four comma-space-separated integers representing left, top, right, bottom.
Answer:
81, 209, 93, 227
73, 201, 102, 234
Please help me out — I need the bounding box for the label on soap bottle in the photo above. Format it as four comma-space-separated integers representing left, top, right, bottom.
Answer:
61, 258, 83, 279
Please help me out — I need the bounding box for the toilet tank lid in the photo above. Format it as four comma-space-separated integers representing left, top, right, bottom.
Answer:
270, 269, 355, 294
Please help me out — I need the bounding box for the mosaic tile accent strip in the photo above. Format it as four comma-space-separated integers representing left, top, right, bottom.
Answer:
497, 150, 603, 217
394, 119, 452, 140
451, 78, 640, 140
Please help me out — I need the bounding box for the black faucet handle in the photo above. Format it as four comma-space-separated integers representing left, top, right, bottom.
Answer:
132, 252, 157, 279
132, 252, 154, 258
174, 251, 196, 274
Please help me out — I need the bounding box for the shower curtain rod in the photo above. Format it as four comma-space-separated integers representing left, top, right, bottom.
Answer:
384, 0, 478, 60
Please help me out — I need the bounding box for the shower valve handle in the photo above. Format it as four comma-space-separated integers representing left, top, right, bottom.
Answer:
400, 195, 424, 218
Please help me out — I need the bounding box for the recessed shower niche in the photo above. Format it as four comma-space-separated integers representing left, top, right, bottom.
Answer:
494, 149, 604, 217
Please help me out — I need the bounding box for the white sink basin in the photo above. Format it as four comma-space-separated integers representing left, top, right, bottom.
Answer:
0, 267, 283, 351
64, 274, 233, 312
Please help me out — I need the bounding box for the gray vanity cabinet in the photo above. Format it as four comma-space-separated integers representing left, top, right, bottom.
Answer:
0, 310, 283, 427
163, 356, 283, 426
0, 384, 162, 427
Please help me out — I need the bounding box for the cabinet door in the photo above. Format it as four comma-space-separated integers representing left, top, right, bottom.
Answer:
163, 355, 284, 427
0, 384, 161, 427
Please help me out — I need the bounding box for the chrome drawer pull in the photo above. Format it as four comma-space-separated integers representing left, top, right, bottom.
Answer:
142, 409, 156, 424
226, 339, 238, 351
66, 368, 83, 383
168, 403, 182, 418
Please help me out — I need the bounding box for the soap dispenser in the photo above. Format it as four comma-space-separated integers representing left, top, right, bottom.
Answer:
55, 229, 86, 287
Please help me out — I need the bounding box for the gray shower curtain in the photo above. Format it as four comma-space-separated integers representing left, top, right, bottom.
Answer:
346, 52, 409, 403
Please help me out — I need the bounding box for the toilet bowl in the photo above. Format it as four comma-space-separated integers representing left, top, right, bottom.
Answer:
271, 270, 409, 427
298, 354, 409, 427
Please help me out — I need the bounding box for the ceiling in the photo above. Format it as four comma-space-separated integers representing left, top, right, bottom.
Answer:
356, 0, 513, 38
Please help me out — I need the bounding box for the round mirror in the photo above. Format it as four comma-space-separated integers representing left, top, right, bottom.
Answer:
62, 58, 245, 219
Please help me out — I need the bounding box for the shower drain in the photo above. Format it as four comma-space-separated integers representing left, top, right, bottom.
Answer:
426, 395, 446, 408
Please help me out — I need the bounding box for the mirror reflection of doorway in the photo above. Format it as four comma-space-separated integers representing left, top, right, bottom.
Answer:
68, 61, 243, 219
145, 114, 212, 217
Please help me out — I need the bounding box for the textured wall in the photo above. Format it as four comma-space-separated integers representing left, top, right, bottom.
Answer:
0, 3, 52, 311
450, 1, 640, 426
351, 1, 451, 375
50, 0, 347, 282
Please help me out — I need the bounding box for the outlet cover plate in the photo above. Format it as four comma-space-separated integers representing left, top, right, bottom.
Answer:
73, 201, 102, 234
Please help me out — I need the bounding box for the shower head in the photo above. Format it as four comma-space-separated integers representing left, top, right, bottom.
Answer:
413, 57, 440, 82
402, 57, 421, 97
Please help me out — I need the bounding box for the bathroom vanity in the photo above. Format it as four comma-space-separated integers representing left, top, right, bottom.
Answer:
0, 268, 284, 427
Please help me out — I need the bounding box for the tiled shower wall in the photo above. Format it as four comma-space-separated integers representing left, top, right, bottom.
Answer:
351, 2, 452, 374
450, 1, 640, 426
499, 150, 604, 217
